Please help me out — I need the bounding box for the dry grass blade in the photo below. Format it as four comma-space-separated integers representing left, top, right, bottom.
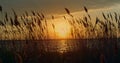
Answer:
84, 6, 88, 13
107, 13, 110, 18
31, 11, 35, 16
95, 17, 99, 24
37, 12, 41, 17
84, 16, 88, 22
41, 13, 45, 19
5, 12, 8, 21
0, 5, 2, 12
52, 24, 55, 29
88, 14, 91, 20
52, 15, 54, 19
114, 12, 118, 22
12, 9, 20, 26
10, 17, 14, 25
82, 21, 88, 27
93, 17, 100, 30
119, 15, 120, 21
104, 25, 108, 34
12, 9, 17, 18
110, 13, 113, 20
25, 11, 28, 17
38, 19, 41, 26
63, 16, 66, 19
83, 6, 91, 20
102, 12, 107, 20
65, 8, 70, 14
0, 21, 4, 26
64, 8, 73, 17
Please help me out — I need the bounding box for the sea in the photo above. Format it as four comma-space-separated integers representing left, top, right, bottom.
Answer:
0, 39, 120, 63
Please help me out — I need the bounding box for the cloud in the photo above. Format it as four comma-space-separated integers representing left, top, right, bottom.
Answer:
0, 0, 120, 14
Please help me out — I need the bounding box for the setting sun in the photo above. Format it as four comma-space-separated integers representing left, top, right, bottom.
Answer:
54, 20, 71, 39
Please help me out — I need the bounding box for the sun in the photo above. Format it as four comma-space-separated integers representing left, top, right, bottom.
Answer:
54, 21, 71, 39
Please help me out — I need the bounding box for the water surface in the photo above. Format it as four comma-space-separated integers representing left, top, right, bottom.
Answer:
0, 39, 120, 63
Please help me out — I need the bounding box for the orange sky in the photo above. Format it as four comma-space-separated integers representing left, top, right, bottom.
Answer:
0, 0, 120, 15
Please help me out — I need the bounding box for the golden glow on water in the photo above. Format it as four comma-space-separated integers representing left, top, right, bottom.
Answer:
57, 40, 68, 54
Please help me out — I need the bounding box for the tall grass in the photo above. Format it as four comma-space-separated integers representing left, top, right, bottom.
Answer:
0, 5, 119, 40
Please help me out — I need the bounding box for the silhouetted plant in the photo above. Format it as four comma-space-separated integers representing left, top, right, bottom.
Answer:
0, 5, 2, 12
0, 6, 119, 39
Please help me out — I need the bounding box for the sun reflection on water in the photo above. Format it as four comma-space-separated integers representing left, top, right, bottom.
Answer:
39, 40, 79, 54
57, 40, 68, 54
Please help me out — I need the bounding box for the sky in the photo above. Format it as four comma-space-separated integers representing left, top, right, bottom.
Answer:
0, 0, 120, 15
0, 0, 120, 39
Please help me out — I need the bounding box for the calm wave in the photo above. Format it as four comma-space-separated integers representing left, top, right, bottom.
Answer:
0, 39, 120, 63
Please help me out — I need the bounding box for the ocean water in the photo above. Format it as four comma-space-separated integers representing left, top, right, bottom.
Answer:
0, 39, 120, 63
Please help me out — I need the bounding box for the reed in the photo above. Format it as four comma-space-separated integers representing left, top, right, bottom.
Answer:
0, 5, 2, 12
0, 5, 119, 40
